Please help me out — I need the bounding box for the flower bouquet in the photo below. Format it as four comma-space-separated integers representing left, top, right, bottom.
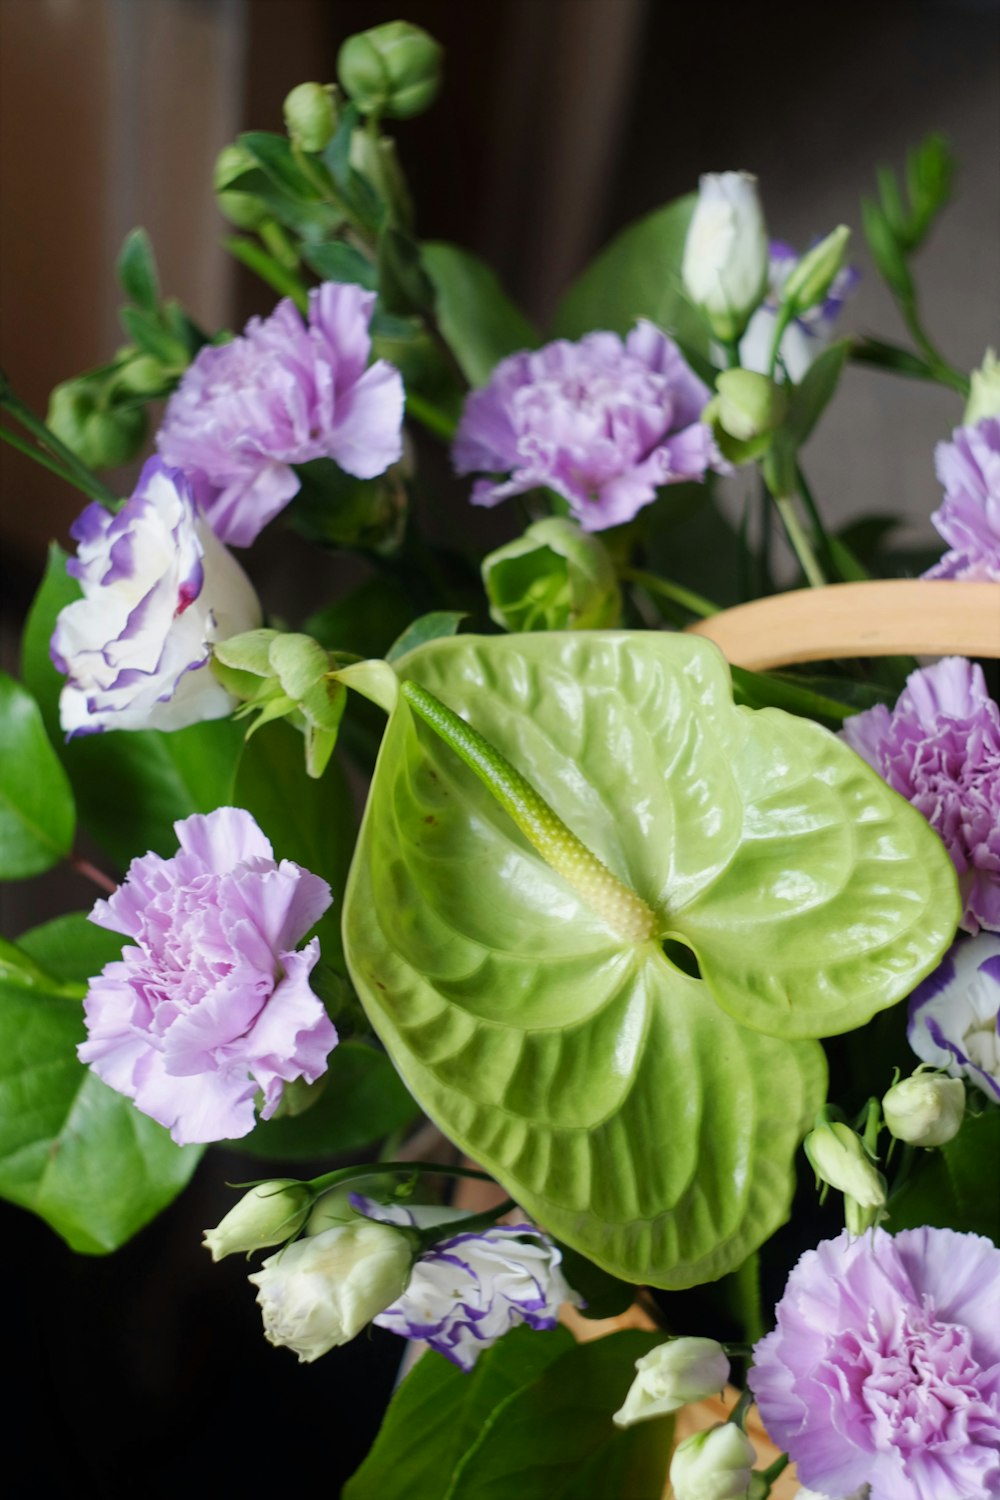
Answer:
2, 19, 999, 1500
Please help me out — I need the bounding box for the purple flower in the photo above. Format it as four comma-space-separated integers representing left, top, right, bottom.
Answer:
356, 1196, 581, 1370
924, 417, 1000, 581
51, 459, 261, 736
740, 238, 859, 382
157, 282, 405, 547
749, 1227, 1000, 1500
453, 321, 722, 532
841, 657, 1000, 934
908, 931, 1000, 1101
78, 807, 336, 1145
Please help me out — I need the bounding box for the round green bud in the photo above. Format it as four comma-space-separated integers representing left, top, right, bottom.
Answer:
203, 1180, 313, 1262
337, 21, 443, 120
482, 517, 621, 634
114, 354, 167, 397
283, 81, 338, 153
214, 142, 268, 230
47, 378, 146, 470
714, 368, 788, 442
882, 1070, 965, 1148
782, 225, 851, 315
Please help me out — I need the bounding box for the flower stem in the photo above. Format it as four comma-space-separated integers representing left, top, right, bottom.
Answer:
766, 306, 793, 378
899, 298, 969, 397
414, 1198, 517, 1253
405, 388, 458, 440
0, 377, 117, 505
401, 680, 657, 943
771, 492, 827, 588
620, 566, 720, 618
0, 423, 87, 491
69, 853, 118, 895
759, 1453, 791, 1487
305, 1160, 496, 1197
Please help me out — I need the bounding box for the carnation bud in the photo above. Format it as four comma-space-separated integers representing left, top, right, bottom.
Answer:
964, 348, 1000, 425
882, 1069, 965, 1147
710, 369, 788, 442
283, 82, 338, 153
337, 21, 443, 120
249, 1219, 414, 1362
482, 517, 621, 633
47, 377, 146, 469
682, 171, 769, 343
612, 1337, 730, 1427
805, 1120, 887, 1218
214, 142, 269, 230
669, 1422, 756, 1500
114, 353, 168, 397
203, 1180, 312, 1262
781, 226, 851, 316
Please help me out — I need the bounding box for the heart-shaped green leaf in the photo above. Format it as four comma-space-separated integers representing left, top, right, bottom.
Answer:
342, 634, 958, 1284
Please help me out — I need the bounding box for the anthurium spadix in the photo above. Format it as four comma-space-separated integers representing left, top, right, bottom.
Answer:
340, 634, 960, 1286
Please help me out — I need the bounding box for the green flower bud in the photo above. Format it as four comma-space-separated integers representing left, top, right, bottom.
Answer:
202, 1180, 312, 1261
283, 82, 338, 153
882, 1069, 965, 1147
612, 1337, 730, 1427
669, 1423, 756, 1500
482, 517, 621, 633
782, 225, 851, 315
804, 1120, 886, 1208
337, 21, 443, 120
47, 378, 146, 470
114, 354, 168, 397
214, 142, 268, 230
714, 369, 788, 442
965, 348, 1000, 425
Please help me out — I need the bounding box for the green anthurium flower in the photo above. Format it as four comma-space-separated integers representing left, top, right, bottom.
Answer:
341, 633, 959, 1285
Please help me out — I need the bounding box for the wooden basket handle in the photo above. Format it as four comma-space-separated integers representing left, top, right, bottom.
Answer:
686, 579, 1000, 672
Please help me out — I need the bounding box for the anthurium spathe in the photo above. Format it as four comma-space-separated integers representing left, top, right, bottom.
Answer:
341, 633, 958, 1285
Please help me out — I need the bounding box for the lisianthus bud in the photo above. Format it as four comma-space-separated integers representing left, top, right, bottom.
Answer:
709, 369, 788, 444
203, 1181, 312, 1262
482, 517, 621, 633
47, 377, 146, 469
249, 1219, 414, 1362
965, 349, 1000, 425
882, 1070, 965, 1147
781, 226, 851, 316
337, 21, 442, 120
669, 1422, 756, 1500
804, 1122, 887, 1214
612, 1337, 730, 1427
682, 172, 769, 342
283, 82, 338, 152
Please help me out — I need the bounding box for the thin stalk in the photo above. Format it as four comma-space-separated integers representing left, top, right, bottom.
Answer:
405, 389, 458, 441
758, 1453, 791, 1489
415, 1198, 517, 1253
899, 300, 969, 396
0, 423, 89, 492
620, 567, 719, 618
794, 464, 836, 577
0, 382, 117, 505
771, 492, 827, 588
69, 854, 118, 895
306, 1160, 496, 1196
766, 306, 793, 378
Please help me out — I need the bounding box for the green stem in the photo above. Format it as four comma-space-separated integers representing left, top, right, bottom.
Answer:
767, 306, 794, 378
0, 383, 117, 504
401, 680, 657, 943
415, 1198, 517, 1252
759, 1453, 791, 1488
771, 492, 827, 588
1, 422, 89, 492
620, 567, 719, 618
732, 1250, 765, 1346
405, 388, 458, 441
306, 1159, 495, 1197
899, 299, 969, 396
728, 1387, 755, 1432
794, 464, 835, 576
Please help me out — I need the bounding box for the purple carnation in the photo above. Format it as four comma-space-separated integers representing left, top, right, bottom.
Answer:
749, 1227, 1000, 1499
50, 458, 260, 736
924, 417, 1000, 581
78, 807, 337, 1145
908, 931, 1000, 1101
841, 657, 1000, 934
157, 282, 405, 546
740, 237, 859, 382
453, 321, 723, 532
356, 1196, 581, 1370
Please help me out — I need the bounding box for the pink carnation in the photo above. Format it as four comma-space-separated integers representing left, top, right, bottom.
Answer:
157, 282, 404, 546
749, 1227, 1000, 1500
924, 417, 1000, 581
841, 657, 1000, 934
78, 808, 336, 1144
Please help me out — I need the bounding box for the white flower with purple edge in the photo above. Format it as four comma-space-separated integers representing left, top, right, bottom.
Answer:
354, 1194, 582, 1370
78, 806, 337, 1145
923, 416, 1000, 582
740, 238, 859, 382
907, 930, 1000, 1102
452, 321, 724, 533
157, 281, 405, 547
749, 1227, 1000, 1500
51, 458, 261, 737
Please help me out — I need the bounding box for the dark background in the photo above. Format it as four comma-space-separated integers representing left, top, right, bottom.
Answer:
2, 1, 998, 1493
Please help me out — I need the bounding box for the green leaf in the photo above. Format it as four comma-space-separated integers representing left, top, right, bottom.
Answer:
0, 673, 75, 878
0, 914, 202, 1252
343, 633, 959, 1284
447, 1331, 671, 1500
552, 196, 710, 365
225, 1039, 419, 1160
378, 226, 435, 316
223, 236, 309, 312
239, 130, 321, 200
302, 240, 377, 289
344, 1325, 576, 1500
0, 935, 84, 999
786, 340, 849, 447
730, 664, 854, 728
387, 611, 467, 663
119, 306, 189, 368
889, 1105, 1000, 1242
421, 242, 538, 386
117, 227, 160, 312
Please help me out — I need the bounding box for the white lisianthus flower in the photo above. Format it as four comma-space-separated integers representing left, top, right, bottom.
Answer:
51, 457, 260, 736
203, 1181, 313, 1262
682, 172, 769, 342
612, 1337, 730, 1427
669, 1422, 756, 1500
248, 1219, 413, 1363
881, 1070, 965, 1147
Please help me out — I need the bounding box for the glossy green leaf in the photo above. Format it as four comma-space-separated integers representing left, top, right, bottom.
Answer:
0, 935, 84, 998
889, 1105, 1000, 1242
343, 633, 958, 1284
0, 914, 201, 1252
552, 196, 710, 365
0, 673, 75, 878
226, 1039, 419, 1160
422, 242, 538, 386
387, 611, 467, 663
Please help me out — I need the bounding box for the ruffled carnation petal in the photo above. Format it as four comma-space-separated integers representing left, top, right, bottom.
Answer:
925, 418, 1000, 581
